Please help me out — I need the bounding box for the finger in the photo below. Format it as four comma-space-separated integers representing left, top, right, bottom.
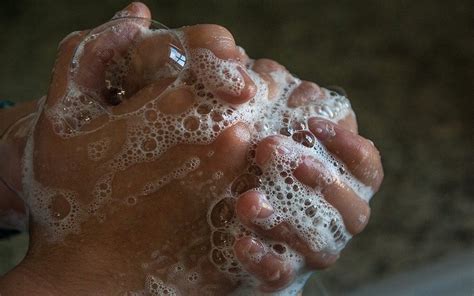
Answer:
287, 81, 325, 108
337, 112, 358, 134
287, 82, 358, 133
252, 59, 291, 101
253, 136, 348, 267
255, 135, 370, 234
308, 118, 383, 190
255, 135, 288, 167
235, 191, 339, 269
112, 1, 151, 20
236, 46, 250, 66
234, 237, 295, 292
181, 24, 239, 61
293, 156, 371, 235
209, 122, 251, 173
179, 24, 256, 105
47, 2, 152, 107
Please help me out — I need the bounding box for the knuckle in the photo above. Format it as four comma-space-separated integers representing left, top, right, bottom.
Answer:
192, 24, 235, 43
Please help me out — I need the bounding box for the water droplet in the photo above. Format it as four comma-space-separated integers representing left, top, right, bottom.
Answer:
145, 110, 158, 121
50, 194, 71, 220
305, 206, 317, 217
279, 127, 292, 136
183, 116, 200, 131
127, 196, 137, 206
248, 165, 263, 176
272, 244, 286, 254
211, 111, 224, 122
142, 138, 157, 152
290, 120, 306, 131
292, 130, 316, 148
197, 104, 212, 114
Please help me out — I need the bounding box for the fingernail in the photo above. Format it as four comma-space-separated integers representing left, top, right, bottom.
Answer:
246, 239, 265, 262
217, 66, 256, 104
112, 3, 135, 19
276, 143, 291, 156
257, 137, 283, 165
250, 194, 273, 219
257, 195, 274, 218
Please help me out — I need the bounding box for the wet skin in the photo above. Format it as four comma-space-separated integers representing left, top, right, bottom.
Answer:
0, 2, 383, 295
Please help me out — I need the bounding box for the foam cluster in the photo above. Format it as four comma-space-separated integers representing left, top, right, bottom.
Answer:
87, 137, 111, 161
21, 18, 374, 295
145, 276, 178, 296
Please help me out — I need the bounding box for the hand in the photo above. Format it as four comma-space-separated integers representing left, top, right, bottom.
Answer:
0, 2, 384, 295
0, 3, 278, 295
0, 100, 37, 231
229, 59, 383, 291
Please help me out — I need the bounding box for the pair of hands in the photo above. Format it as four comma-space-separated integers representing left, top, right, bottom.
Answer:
2, 2, 383, 294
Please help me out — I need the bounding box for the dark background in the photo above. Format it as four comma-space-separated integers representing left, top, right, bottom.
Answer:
0, 0, 472, 294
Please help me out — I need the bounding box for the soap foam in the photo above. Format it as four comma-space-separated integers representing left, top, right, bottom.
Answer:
22, 19, 374, 295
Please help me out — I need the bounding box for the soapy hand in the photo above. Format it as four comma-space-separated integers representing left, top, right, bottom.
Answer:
0, 2, 383, 295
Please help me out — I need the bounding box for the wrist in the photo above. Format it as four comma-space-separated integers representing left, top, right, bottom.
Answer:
0, 256, 59, 295
0, 236, 133, 295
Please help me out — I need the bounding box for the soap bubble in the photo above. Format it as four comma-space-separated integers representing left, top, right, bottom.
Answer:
61, 17, 186, 132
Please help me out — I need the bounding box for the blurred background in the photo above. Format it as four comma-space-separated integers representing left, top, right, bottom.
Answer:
0, 0, 472, 294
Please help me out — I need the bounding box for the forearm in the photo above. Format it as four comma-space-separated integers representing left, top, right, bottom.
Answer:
0, 100, 37, 227
0, 100, 38, 136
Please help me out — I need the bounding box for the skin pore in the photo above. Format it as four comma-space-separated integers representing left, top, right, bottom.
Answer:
0, 2, 383, 295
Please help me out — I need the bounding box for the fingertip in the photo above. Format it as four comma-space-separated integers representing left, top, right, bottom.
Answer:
234, 237, 265, 263
308, 117, 336, 142
288, 81, 324, 108
252, 59, 287, 74
235, 191, 273, 224
181, 24, 238, 60
293, 156, 332, 189
258, 255, 295, 292
305, 251, 339, 270
234, 238, 295, 292
235, 46, 250, 65
255, 135, 288, 166
180, 24, 255, 104
114, 2, 151, 20
337, 112, 358, 134
322, 183, 371, 235
216, 66, 257, 105
308, 117, 383, 189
